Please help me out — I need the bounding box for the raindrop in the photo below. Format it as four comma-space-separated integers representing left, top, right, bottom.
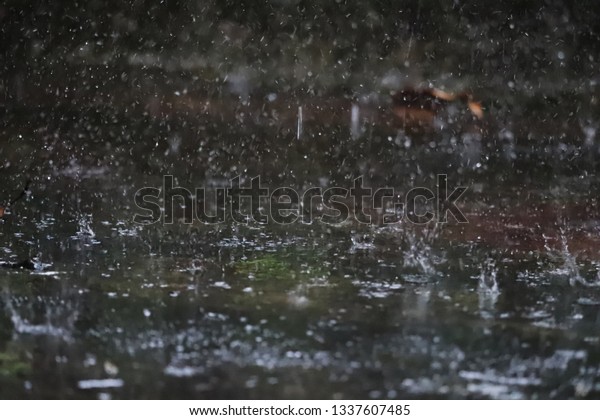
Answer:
350, 103, 360, 139
297, 106, 303, 140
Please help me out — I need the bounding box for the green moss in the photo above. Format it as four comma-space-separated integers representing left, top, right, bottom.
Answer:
234, 255, 296, 281
0, 351, 30, 378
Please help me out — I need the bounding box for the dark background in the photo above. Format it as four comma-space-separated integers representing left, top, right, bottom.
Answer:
2, 0, 599, 102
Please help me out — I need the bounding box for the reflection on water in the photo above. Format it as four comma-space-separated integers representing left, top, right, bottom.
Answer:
2, 176, 600, 398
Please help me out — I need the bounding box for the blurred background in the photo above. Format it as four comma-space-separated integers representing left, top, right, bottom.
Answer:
2, 1, 599, 107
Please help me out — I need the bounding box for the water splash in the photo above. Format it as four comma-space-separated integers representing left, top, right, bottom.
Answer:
546, 229, 600, 287
349, 234, 376, 252
2, 288, 79, 338
187, 258, 205, 275
402, 224, 442, 277
477, 259, 500, 318
478, 259, 499, 295
175, 258, 205, 276
75, 214, 96, 238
